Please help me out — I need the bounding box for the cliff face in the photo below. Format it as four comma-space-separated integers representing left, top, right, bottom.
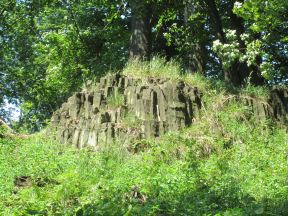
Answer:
51, 74, 202, 149
51, 73, 288, 149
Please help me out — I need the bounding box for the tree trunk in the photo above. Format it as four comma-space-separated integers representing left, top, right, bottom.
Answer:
204, 0, 225, 43
129, 0, 151, 59
205, 0, 238, 83
204, 0, 237, 83
228, 1, 264, 85
205, 0, 264, 85
183, 0, 207, 73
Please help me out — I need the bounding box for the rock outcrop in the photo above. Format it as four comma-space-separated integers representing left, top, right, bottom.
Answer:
225, 88, 288, 124
269, 87, 288, 124
51, 73, 288, 149
51, 74, 202, 149
227, 95, 273, 121
239, 87, 288, 124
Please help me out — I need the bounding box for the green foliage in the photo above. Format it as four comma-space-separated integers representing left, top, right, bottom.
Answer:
122, 57, 270, 101
0, 120, 13, 138
1, 0, 287, 129
1, 91, 288, 215
123, 57, 183, 79
107, 90, 125, 108
0, 1, 286, 212
182, 72, 211, 91
212, 30, 242, 70
0, 0, 129, 131
0, 125, 7, 138
233, 0, 288, 82
240, 84, 269, 99
122, 57, 212, 92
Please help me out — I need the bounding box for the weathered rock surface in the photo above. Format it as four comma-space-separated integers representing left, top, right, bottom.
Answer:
51, 73, 287, 149
51, 74, 202, 149
269, 87, 288, 124
238, 87, 288, 124
226, 95, 273, 121
221, 86, 288, 125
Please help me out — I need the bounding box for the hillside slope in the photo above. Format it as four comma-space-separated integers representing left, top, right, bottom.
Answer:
1, 59, 288, 215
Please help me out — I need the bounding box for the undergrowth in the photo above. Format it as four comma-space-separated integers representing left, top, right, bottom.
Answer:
123, 57, 182, 80
0, 58, 285, 215
1, 99, 287, 215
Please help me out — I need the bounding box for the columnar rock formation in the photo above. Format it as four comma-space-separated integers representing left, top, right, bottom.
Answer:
51, 74, 202, 149
51, 73, 288, 149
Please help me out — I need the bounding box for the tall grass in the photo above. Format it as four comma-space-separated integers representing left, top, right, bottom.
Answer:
122, 57, 269, 98
122, 57, 182, 79
1, 99, 288, 215
0, 58, 285, 215
107, 90, 125, 108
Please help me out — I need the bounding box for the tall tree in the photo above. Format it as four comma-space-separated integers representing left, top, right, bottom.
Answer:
0, 0, 129, 131
183, 0, 207, 73
1, 0, 286, 130
204, 0, 225, 42
226, 0, 264, 85
234, 0, 288, 83
129, 0, 151, 59
204, 0, 264, 85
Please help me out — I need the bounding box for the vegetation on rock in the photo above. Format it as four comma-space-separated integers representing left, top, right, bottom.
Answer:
0, 0, 287, 215
1, 83, 288, 215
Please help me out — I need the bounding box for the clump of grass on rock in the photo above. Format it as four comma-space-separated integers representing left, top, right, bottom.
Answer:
123, 57, 182, 80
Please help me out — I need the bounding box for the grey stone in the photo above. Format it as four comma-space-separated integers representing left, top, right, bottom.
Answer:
51, 74, 203, 149
50, 76, 288, 150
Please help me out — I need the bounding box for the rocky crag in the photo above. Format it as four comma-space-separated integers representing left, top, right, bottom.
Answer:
51, 74, 202, 149
51, 74, 288, 149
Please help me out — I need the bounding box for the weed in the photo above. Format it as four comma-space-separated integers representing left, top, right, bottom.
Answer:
1, 101, 288, 215
122, 56, 182, 79
121, 112, 142, 128
240, 83, 269, 99
107, 90, 125, 108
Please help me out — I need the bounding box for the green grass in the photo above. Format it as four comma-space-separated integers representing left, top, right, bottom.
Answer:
1, 99, 288, 215
122, 57, 269, 99
107, 90, 125, 108
121, 112, 142, 128
0, 58, 285, 215
122, 57, 182, 80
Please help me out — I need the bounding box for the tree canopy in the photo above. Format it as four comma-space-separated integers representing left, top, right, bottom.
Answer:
0, 0, 287, 131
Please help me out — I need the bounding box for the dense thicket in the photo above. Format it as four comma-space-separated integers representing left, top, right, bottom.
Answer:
0, 0, 287, 131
